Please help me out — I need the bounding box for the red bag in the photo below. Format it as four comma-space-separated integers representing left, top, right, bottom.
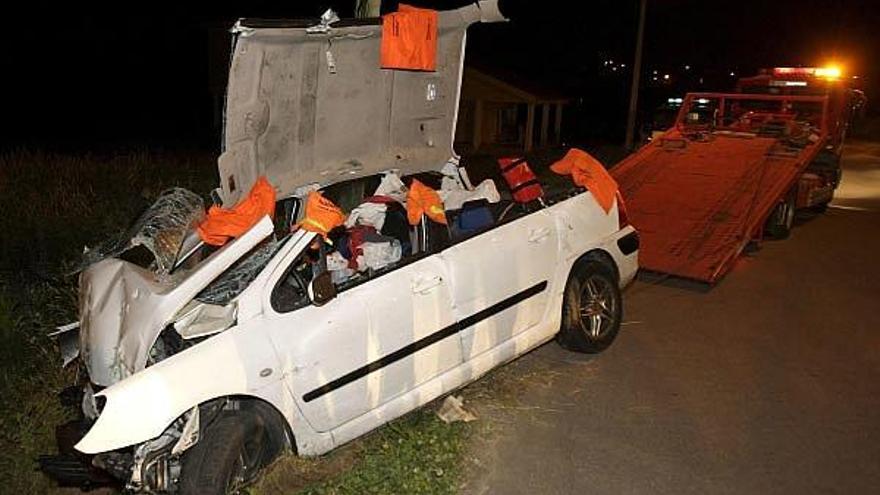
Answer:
498, 157, 544, 204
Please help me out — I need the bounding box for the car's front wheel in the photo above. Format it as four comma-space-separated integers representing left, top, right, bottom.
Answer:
179, 409, 272, 495
557, 259, 622, 353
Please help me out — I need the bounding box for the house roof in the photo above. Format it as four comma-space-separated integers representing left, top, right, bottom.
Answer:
460, 67, 571, 104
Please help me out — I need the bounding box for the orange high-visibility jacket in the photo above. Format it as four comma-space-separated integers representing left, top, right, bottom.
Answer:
550, 148, 618, 213
197, 176, 276, 246
406, 179, 447, 225
298, 191, 346, 237
380, 4, 438, 71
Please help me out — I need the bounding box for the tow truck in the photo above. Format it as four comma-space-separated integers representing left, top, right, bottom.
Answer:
739, 67, 866, 195
612, 91, 835, 283
737, 66, 866, 156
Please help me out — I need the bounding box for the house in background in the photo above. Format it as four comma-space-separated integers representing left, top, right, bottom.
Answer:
455, 67, 570, 154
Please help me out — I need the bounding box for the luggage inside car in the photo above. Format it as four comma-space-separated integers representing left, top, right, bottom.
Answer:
498, 157, 544, 204
451, 199, 494, 239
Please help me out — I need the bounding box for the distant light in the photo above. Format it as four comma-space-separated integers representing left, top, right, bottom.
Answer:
852, 75, 860, 79
653, 76, 658, 81
684, 65, 691, 70
667, 97, 684, 104
663, 74, 670, 80
612, 66, 618, 71
697, 98, 710, 104
815, 66, 842, 79
653, 70, 658, 75
729, 71, 736, 77
621, 63, 626, 68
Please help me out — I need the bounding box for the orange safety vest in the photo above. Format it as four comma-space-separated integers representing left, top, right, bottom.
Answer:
298, 191, 346, 237
550, 148, 618, 213
406, 179, 447, 225
197, 176, 276, 246
380, 4, 438, 71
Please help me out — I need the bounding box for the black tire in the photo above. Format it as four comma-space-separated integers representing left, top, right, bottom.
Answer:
809, 201, 830, 214
809, 150, 842, 187
179, 410, 272, 495
764, 191, 796, 240
556, 260, 622, 354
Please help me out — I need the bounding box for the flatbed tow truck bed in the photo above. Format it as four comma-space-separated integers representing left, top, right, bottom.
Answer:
612, 92, 829, 283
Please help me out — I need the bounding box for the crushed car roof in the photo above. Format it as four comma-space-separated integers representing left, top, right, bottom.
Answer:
217, 1, 506, 204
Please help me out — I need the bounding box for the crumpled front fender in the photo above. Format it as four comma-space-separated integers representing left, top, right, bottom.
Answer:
75, 324, 283, 454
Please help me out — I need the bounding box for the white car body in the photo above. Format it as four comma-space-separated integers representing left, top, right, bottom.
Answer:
78, 200, 636, 457
55, 1, 638, 488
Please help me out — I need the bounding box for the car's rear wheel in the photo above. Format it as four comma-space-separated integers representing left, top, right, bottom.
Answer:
557, 260, 622, 353
179, 410, 272, 495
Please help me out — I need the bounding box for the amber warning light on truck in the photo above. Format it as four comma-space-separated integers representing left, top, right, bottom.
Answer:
773, 66, 843, 79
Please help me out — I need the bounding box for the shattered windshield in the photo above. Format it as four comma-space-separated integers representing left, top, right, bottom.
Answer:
77, 188, 205, 277
195, 237, 285, 305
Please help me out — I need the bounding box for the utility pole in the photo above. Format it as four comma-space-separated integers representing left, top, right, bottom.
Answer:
355, 0, 382, 18
624, 0, 647, 151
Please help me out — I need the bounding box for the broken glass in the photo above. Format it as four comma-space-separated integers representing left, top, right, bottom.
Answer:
77, 188, 206, 277
194, 238, 283, 305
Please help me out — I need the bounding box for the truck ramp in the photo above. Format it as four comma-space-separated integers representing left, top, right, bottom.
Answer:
614, 135, 817, 282
611, 93, 828, 283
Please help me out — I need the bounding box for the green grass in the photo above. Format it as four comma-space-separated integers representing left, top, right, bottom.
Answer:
0, 149, 217, 282
254, 409, 472, 495
0, 283, 76, 494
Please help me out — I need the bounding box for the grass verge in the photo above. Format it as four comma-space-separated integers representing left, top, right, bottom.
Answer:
254, 409, 472, 495
0, 282, 77, 494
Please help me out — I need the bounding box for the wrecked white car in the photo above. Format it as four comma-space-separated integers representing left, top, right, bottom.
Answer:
40, 2, 638, 493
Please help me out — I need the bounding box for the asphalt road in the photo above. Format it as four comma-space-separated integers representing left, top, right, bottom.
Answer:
464, 141, 880, 495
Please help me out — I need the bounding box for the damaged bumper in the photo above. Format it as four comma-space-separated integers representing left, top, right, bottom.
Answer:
38, 419, 127, 490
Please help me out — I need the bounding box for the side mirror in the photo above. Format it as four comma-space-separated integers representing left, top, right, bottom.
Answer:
308, 271, 337, 306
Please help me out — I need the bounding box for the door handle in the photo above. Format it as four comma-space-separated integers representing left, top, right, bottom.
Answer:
528, 227, 551, 243
412, 275, 443, 294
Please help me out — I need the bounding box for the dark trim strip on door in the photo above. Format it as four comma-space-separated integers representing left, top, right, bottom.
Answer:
302, 280, 549, 403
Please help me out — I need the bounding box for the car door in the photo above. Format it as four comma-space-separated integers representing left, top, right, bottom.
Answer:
263, 236, 459, 433
442, 208, 559, 361
355, 254, 460, 409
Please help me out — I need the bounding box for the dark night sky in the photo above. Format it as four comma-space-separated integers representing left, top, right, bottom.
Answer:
1, 0, 877, 150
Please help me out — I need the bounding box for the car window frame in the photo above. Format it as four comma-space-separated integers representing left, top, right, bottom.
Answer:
266, 169, 587, 314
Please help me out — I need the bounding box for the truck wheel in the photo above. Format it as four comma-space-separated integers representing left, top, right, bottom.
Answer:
557, 260, 622, 354
765, 192, 796, 240
179, 410, 271, 495
809, 201, 830, 214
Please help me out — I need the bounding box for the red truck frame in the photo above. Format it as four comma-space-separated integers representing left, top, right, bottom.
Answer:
612, 92, 836, 283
